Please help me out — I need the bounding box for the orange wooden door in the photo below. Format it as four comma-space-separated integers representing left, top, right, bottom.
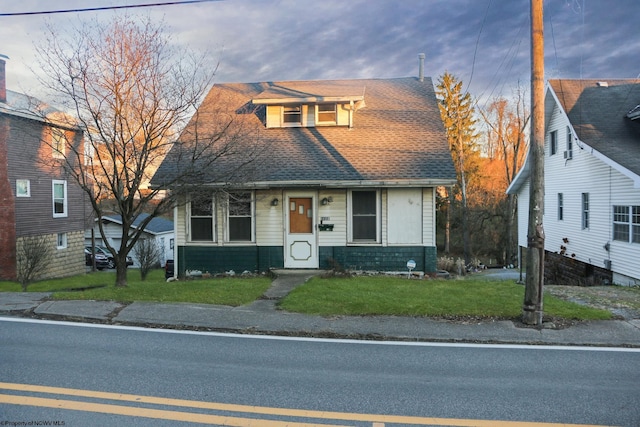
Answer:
289, 198, 313, 234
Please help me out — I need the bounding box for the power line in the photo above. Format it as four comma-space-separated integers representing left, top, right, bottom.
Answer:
0, 0, 222, 17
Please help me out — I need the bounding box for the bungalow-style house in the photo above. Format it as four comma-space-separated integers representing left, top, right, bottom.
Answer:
151, 65, 456, 276
85, 213, 174, 268
508, 79, 640, 286
0, 56, 89, 280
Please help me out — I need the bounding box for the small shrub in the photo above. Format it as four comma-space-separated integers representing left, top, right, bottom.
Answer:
16, 235, 52, 290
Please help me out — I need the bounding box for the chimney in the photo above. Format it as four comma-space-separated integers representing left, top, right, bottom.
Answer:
0, 54, 7, 103
418, 53, 425, 82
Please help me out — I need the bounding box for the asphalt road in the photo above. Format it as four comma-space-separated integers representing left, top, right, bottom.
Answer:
1, 318, 639, 426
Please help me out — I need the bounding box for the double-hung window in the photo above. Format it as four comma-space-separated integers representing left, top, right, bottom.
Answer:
283, 105, 301, 126
52, 180, 67, 217
550, 130, 558, 155
565, 126, 573, 159
613, 205, 630, 242
350, 190, 378, 242
190, 196, 214, 241
317, 103, 336, 124
581, 193, 589, 229
633, 206, 640, 244
228, 192, 253, 242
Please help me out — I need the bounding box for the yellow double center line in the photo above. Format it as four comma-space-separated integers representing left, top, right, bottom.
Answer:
0, 382, 608, 426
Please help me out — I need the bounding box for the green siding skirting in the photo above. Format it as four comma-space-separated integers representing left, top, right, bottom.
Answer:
178, 246, 283, 275
177, 245, 437, 275
319, 246, 437, 272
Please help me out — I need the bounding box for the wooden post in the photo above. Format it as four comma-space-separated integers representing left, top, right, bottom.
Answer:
523, 0, 545, 325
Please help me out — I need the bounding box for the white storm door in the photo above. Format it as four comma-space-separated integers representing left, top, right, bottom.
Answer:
284, 195, 318, 268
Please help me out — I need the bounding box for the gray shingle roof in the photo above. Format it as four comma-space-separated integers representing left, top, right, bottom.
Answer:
152, 77, 456, 188
103, 214, 173, 234
549, 79, 640, 176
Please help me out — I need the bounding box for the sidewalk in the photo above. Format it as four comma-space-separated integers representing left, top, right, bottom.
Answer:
1, 271, 639, 347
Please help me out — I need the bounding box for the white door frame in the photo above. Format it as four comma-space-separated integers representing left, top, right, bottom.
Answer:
284, 191, 318, 268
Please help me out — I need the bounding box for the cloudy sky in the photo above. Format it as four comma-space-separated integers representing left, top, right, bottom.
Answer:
1, 0, 638, 107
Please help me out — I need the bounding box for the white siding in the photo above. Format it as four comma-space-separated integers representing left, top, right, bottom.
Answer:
387, 188, 423, 244
422, 187, 435, 246
541, 105, 640, 283
318, 190, 347, 246
255, 190, 284, 245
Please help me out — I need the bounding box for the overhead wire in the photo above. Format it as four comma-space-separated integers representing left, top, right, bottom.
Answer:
0, 0, 222, 17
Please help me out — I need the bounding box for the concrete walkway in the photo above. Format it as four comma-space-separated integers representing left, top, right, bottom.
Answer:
1, 270, 639, 347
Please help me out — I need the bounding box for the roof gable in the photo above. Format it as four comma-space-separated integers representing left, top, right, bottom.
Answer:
548, 79, 640, 177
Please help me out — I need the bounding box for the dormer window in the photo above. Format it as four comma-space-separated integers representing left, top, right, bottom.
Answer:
317, 103, 336, 124
283, 105, 301, 125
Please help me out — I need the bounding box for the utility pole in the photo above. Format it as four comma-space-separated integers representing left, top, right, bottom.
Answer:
523, 0, 545, 325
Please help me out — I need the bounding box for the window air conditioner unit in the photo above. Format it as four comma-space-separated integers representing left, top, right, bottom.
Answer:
564, 150, 572, 159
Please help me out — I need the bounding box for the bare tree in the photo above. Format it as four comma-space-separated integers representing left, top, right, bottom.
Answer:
33, 16, 266, 287
480, 85, 530, 265
133, 238, 161, 281
16, 235, 52, 290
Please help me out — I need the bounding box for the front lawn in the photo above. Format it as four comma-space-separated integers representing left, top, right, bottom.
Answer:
0, 269, 272, 306
279, 275, 612, 320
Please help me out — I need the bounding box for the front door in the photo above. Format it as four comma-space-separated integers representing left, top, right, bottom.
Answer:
284, 195, 318, 268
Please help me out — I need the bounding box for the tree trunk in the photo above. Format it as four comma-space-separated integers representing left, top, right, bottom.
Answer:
115, 257, 128, 287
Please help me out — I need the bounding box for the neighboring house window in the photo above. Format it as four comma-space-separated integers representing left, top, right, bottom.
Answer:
228, 192, 253, 242
350, 190, 379, 242
52, 127, 66, 159
283, 105, 301, 125
565, 126, 573, 159
317, 103, 336, 124
52, 180, 67, 217
557, 193, 563, 220
16, 179, 30, 197
550, 130, 557, 155
613, 205, 630, 242
582, 193, 589, 229
633, 206, 640, 244
57, 233, 67, 249
190, 196, 214, 241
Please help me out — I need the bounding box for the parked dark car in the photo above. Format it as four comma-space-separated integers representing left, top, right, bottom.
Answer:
85, 246, 134, 269
84, 248, 109, 270
165, 259, 174, 279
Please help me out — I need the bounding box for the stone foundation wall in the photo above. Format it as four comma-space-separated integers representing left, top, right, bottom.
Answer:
16, 231, 85, 281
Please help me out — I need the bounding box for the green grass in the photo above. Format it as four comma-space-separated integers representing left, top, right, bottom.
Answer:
0, 269, 272, 306
0, 271, 613, 320
279, 276, 612, 320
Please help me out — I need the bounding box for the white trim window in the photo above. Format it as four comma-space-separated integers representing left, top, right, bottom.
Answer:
557, 193, 563, 220
57, 233, 67, 249
52, 180, 67, 218
613, 205, 640, 243
316, 103, 336, 125
227, 191, 253, 242
550, 130, 558, 156
565, 126, 573, 159
349, 190, 379, 242
581, 193, 589, 229
282, 105, 301, 126
189, 195, 215, 241
16, 179, 30, 197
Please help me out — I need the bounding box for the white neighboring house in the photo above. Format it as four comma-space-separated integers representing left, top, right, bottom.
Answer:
508, 79, 640, 286
85, 213, 174, 268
